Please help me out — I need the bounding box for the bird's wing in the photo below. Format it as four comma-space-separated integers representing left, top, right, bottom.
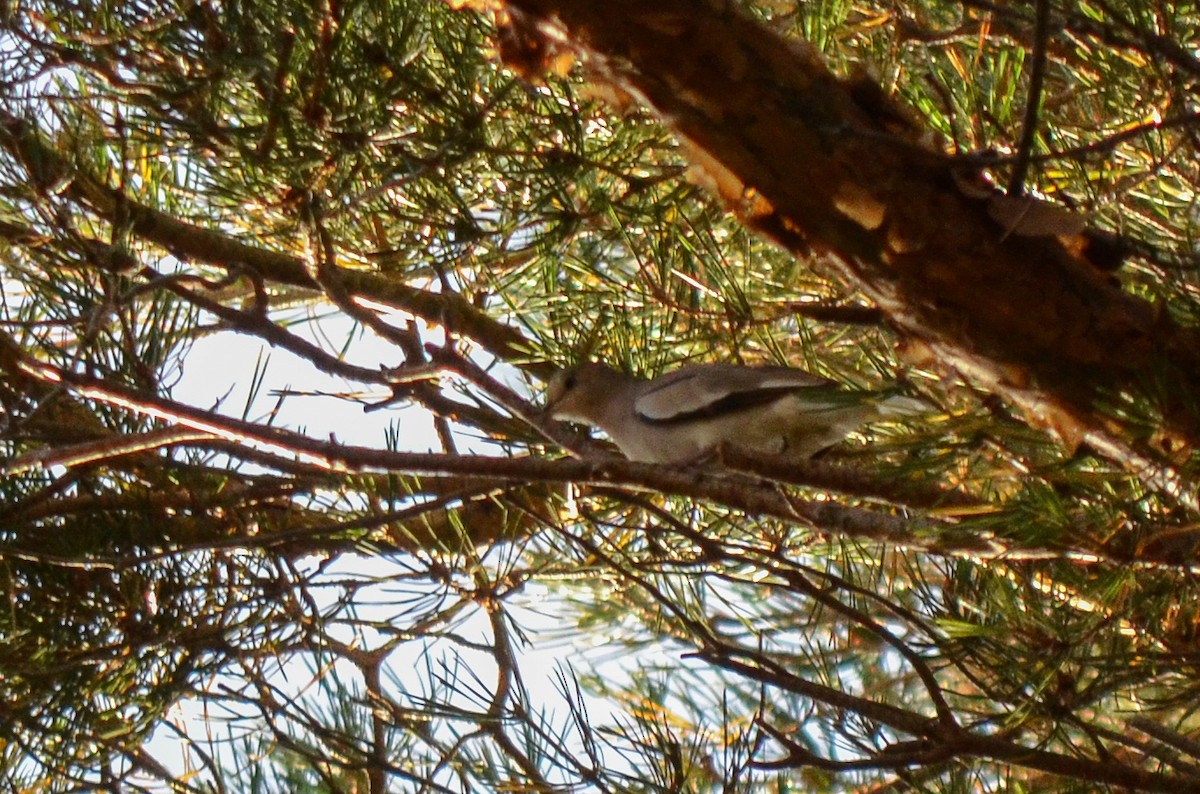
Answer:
634, 364, 838, 422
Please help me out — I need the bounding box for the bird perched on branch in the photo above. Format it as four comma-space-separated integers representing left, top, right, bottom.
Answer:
543, 361, 925, 464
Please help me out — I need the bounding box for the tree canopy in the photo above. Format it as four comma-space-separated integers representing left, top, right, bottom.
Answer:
3, 0, 1200, 791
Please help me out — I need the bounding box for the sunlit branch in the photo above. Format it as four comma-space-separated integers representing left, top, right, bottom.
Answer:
0, 108, 539, 369
1, 425, 215, 475
12, 348, 1011, 558
482, 0, 1200, 515
147, 267, 401, 385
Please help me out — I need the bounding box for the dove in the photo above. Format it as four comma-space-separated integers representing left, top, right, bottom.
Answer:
543, 361, 924, 464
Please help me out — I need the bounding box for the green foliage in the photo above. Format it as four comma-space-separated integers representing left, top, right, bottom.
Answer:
2, 0, 1200, 792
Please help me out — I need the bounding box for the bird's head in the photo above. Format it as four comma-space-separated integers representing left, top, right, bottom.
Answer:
542, 362, 629, 425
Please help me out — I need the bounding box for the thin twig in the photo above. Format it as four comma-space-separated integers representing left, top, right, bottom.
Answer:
1006, 0, 1051, 196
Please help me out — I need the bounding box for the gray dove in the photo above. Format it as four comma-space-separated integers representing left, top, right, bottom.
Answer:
543, 361, 925, 464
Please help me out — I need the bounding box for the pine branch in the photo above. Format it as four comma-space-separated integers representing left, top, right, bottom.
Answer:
481, 0, 1200, 511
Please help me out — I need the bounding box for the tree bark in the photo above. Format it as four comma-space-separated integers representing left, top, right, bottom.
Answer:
487, 0, 1200, 501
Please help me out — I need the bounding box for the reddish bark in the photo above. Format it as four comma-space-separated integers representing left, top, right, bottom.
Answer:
489, 0, 1200, 495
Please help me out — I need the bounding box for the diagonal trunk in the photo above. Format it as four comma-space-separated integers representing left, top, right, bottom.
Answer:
487, 0, 1200, 504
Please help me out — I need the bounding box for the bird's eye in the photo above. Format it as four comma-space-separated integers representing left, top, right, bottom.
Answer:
563, 373, 577, 390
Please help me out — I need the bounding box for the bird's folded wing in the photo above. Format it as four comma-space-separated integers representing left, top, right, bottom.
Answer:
634, 364, 838, 422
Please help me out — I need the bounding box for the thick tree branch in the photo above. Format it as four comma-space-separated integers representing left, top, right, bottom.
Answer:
0, 110, 539, 373
10, 350, 1003, 557
15, 347, 1200, 568
482, 0, 1200, 509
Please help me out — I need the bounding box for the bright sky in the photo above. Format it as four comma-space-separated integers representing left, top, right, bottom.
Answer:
139, 315, 626, 789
